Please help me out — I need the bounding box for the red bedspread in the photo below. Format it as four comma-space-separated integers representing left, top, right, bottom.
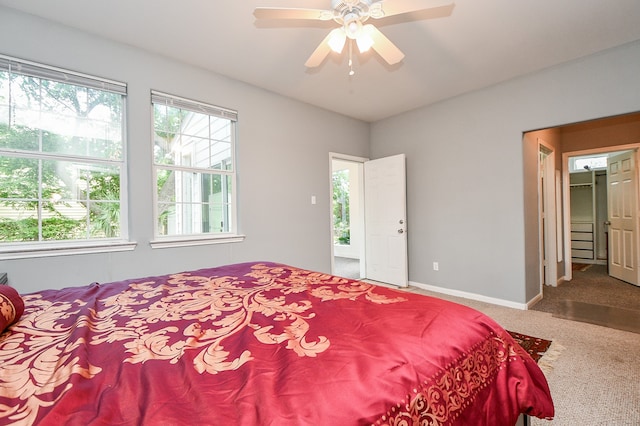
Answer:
0, 262, 553, 425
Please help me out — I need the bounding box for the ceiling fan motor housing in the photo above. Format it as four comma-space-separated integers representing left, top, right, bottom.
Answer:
331, 0, 377, 24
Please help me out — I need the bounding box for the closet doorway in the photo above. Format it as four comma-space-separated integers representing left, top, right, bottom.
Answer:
565, 147, 640, 286
567, 154, 609, 266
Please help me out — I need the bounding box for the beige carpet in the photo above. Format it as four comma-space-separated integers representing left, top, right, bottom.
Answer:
403, 286, 640, 425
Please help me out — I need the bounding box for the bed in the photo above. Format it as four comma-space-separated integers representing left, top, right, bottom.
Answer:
0, 261, 553, 425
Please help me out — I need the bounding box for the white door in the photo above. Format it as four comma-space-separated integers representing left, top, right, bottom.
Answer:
607, 150, 640, 286
364, 154, 408, 287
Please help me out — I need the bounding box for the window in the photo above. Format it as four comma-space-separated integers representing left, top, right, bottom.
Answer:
152, 91, 239, 244
0, 55, 128, 254
570, 155, 608, 172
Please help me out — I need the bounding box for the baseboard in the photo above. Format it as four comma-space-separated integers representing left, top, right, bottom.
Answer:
409, 281, 529, 310
526, 292, 544, 309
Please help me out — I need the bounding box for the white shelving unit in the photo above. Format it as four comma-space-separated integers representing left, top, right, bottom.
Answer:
570, 171, 596, 262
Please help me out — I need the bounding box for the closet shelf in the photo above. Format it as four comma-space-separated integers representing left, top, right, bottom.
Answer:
570, 170, 597, 262
570, 183, 593, 188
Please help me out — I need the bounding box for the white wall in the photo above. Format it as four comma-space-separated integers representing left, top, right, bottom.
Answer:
0, 7, 370, 293
370, 40, 640, 304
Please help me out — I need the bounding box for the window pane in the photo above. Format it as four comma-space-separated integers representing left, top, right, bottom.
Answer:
157, 169, 175, 202
0, 156, 39, 199
87, 202, 120, 237
84, 165, 120, 201
0, 200, 39, 242
154, 104, 183, 134
182, 111, 210, 138
41, 203, 87, 241
185, 135, 210, 168
0, 123, 40, 151
211, 140, 231, 171
155, 168, 232, 236
76, 164, 121, 238
157, 202, 175, 236
154, 131, 176, 165
4, 75, 123, 160
211, 118, 232, 171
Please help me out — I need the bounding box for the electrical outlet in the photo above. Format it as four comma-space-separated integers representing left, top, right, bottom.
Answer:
433, 262, 439, 271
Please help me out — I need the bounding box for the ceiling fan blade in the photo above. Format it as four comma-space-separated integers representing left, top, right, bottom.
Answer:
365, 25, 405, 65
305, 30, 339, 68
375, 0, 455, 19
254, 7, 332, 21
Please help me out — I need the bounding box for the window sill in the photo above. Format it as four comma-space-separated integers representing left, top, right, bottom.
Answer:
150, 234, 246, 249
0, 240, 138, 260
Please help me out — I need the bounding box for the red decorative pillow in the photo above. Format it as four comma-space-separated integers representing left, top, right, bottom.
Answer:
0, 286, 24, 333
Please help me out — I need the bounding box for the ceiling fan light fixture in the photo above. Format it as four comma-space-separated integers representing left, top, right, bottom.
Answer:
328, 28, 347, 53
356, 34, 373, 52
356, 25, 374, 52
343, 12, 362, 39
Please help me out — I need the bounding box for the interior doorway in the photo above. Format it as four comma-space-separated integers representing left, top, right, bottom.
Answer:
331, 156, 365, 280
566, 152, 610, 267
525, 111, 640, 306
563, 146, 640, 286
329, 153, 409, 287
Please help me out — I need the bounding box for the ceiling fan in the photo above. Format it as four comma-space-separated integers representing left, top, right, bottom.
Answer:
254, 0, 455, 71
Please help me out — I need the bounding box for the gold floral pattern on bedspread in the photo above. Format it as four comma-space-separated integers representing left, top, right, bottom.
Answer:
0, 263, 405, 424
374, 334, 520, 426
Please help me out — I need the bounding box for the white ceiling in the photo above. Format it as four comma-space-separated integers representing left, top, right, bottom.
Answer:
2, 0, 640, 122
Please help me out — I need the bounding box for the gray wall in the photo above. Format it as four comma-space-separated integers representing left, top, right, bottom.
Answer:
2, 7, 639, 306
0, 8, 370, 293
370, 40, 640, 304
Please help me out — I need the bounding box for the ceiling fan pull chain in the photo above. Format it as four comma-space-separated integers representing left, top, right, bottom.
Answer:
348, 40, 355, 76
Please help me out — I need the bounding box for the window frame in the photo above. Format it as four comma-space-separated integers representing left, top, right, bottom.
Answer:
149, 90, 243, 248
0, 54, 135, 259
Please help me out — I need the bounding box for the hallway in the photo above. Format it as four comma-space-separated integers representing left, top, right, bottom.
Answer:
532, 264, 640, 333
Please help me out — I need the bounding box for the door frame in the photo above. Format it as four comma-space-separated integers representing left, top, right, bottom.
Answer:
561, 142, 640, 280
329, 152, 368, 278
538, 139, 558, 287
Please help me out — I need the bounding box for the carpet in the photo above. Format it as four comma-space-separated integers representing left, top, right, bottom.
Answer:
571, 263, 592, 272
507, 330, 564, 376
507, 330, 552, 362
